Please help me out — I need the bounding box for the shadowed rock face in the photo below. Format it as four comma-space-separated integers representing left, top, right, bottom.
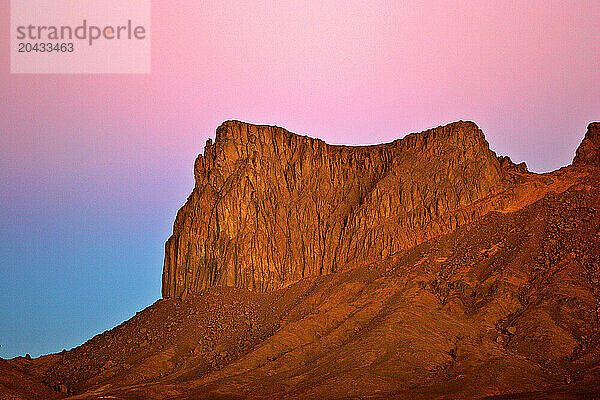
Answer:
163, 121, 508, 297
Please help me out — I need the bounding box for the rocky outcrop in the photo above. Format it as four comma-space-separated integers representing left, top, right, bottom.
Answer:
573, 122, 600, 166
162, 121, 514, 298
162, 120, 598, 298
498, 156, 528, 173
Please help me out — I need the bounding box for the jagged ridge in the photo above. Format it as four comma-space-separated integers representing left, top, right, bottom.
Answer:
162, 121, 512, 297
162, 121, 598, 298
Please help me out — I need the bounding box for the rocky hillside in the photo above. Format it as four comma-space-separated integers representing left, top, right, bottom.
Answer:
162, 121, 582, 298
3, 121, 599, 399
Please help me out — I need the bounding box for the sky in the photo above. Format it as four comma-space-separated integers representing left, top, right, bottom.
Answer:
0, 0, 598, 358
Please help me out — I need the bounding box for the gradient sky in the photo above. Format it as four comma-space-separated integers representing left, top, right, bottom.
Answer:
0, 1, 598, 358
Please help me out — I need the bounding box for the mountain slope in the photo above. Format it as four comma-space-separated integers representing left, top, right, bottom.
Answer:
3, 121, 599, 399
18, 168, 600, 399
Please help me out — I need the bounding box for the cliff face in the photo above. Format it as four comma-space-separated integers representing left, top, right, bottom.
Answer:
162, 121, 598, 298
162, 121, 508, 298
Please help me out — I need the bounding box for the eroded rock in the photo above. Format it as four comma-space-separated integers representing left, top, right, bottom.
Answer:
163, 121, 508, 297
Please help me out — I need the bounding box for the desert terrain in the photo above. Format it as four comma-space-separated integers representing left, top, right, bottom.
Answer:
2, 121, 599, 399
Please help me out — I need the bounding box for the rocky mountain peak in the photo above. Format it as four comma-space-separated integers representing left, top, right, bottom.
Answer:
163, 121, 509, 298
162, 121, 594, 299
573, 122, 600, 166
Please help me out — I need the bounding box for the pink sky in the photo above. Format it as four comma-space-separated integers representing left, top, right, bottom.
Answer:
0, 0, 598, 357
2, 1, 598, 173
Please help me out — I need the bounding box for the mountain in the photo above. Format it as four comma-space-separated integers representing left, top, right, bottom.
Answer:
163, 120, 578, 298
3, 121, 600, 399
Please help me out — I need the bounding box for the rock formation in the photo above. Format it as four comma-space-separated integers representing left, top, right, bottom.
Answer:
573, 122, 600, 166
163, 121, 509, 297
162, 120, 595, 298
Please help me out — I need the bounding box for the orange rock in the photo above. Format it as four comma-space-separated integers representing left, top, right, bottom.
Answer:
162, 121, 598, 298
